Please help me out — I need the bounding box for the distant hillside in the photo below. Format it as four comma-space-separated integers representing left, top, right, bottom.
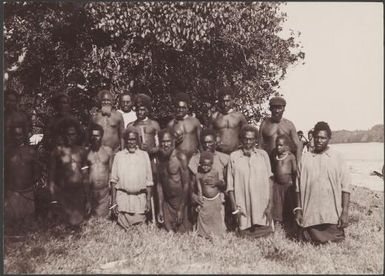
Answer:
330, 124, 384, 144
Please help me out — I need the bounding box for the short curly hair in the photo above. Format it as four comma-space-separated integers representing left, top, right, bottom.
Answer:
313, 121, 332, 138
240, 124, 259, 139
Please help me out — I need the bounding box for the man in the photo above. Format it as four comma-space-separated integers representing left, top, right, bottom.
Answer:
110, 127, 153, 228
128, 93, 161, 222
210, 87, 247, 154
42, 93, 76, 152
227, 125, 274, 238
87, 123, 114, 217
90, 90, 125, 153
5, 90, 31, 145
157, 129, 192, 233
48, 117, 90, 228
294, 121, 350, 244
117, 92, 137, 128
258, 96, 302, 164
167, 92, 202, 162
306, 129, 315, 152
5, 123, 40, 226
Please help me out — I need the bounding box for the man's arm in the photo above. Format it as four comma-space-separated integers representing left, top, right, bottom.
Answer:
258, 119, 266, 149
118, 113, 125, 150
289, 121, 303, 163
178, 152, 190, 208
81, 149, 91, 214
150, 121, 161, 155
48, 149, 57, 200
195, 118, 203, 151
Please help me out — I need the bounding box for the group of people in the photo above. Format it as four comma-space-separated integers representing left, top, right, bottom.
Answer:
4, 87, 351, 244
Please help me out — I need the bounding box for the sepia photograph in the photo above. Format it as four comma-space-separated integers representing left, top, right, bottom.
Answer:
3, 1, 383, 274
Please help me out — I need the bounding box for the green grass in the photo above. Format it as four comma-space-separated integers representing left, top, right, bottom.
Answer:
4, 185, 384, 274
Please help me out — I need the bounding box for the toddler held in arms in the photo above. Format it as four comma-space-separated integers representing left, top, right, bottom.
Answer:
195, 151, 227, 238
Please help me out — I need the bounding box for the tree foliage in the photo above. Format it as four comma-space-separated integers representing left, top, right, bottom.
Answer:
4, 1, 304, 127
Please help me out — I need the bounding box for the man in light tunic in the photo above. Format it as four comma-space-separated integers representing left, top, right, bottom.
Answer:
110, 127, 153, 228
294, 121, 350, 244
227, 125, 274, 238
117, 92, 137, 128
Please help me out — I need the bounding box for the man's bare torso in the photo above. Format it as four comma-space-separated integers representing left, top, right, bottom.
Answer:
92, 110, 123, 151
87, 145, 112, 189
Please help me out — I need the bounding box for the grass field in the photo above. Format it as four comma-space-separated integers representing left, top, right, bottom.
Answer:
4, 185, 384, 274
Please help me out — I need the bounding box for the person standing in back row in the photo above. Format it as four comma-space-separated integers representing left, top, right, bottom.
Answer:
117, 92, 137, 128
258, 96, 303, 165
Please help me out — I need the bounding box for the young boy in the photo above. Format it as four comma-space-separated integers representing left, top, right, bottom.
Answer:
272, 134, 297, 233
87, 123, 114, 218
195, 151, 226, 238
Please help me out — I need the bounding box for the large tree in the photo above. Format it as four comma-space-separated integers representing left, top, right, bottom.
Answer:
4, 1, 304, 127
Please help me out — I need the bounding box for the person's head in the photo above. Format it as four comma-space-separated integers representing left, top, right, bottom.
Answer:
240, 125, 259, 151
52, 93, 71, 115
173, 92, 190, 120
269, 96, 286, 123
60, 118, 82, 146
89, 123, 104, 149
199, 151, 214, 173
124, 127, 139, 153
5, 90, 18, 111
10, 123, 27, 146
297, 130, 304, 138
313, 121, 332, 153
276, 134, 291, 155
308, 130, 314, 140
200, 128, 217, 152
158, 128, 175, 157
119, 93, 133, 113
218, 87, 234, 114
97, 90, 114, 116
135, 93, 152, 120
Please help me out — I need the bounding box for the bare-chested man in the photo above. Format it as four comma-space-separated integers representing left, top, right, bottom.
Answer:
5, 90, 32, 145
91, 90, 125, 153
157, 129, 192, 233
128, 93, 161, 221
48, 118, 90, 228
258, 96, 302, 164
117, 92, 137, 128
87, 123, 114, 218
210, 87, 247, 154
5, 123, 40, 226
167, 92, 202, 162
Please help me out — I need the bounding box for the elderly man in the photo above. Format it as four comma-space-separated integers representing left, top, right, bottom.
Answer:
167, 92, 202, 162
118, 92, 137, 128
91, 90, 125, 153
210, 87, 247, 154
227, 125, 274, 238
48, 117, 90, 228
294, 121, 350, 244
110, 127, 153, 228
258, 96, 302, 164
157, 128, 192, 233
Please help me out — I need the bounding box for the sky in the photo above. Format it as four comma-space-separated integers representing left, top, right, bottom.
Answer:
277, 2, 383, 132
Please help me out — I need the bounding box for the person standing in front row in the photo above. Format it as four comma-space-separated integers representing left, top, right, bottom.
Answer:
294, 121, 350, 244
110, 127, 153, 229
227, 125, 274, 238
157, 129, 192, 233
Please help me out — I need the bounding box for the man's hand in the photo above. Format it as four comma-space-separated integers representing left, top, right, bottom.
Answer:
191, 193, 203, 206
140, 143, 149, 151
233, 208, 246, 226
176, 208, 184, 225
110, 202, 119, 217
145, 199, 152, 214
174, 131, 184, 145
157, 211, 164, 224
337, 210, 349, 229
295, 210, 304, 227
263, 205, 273, 226
85, 201, 92, 216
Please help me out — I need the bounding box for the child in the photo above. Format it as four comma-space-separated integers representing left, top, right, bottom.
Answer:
272, 134, 297, 232
195, 151, 226, 238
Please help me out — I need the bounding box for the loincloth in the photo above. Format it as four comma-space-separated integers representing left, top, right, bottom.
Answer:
197, 193, 226, 238
272, 181, 295, 223
91, 185, 110, 217
163, 197, 192, 233
5, 188, 35, 222
55, 185, 86, 226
